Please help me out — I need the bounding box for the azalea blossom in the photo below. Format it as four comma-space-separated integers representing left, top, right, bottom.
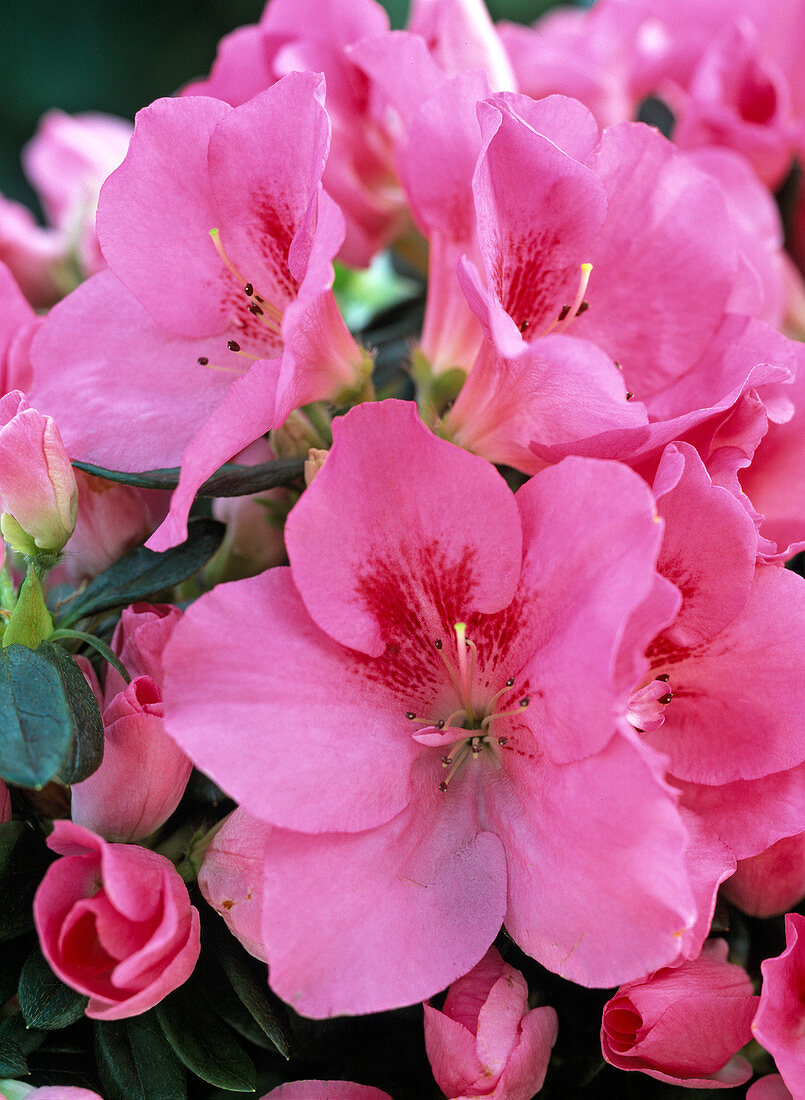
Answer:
163, 400, 705, 1017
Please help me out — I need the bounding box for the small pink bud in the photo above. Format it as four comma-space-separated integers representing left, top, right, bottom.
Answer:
424, 946, 557, 1100
103, 602, 182, 701
0, 391, 77, 555
601, 939, 758, 1088
33, 820, 200, 1020
70, 675, 192, 842
198, 807, 270, 963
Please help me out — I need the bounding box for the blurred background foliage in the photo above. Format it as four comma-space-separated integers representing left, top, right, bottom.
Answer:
0, 0, 573, 210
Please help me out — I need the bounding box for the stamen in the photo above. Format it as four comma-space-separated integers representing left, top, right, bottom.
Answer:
659, 692, 673, 705
209, 228, 284, 336
554, 263, 593, 335
437, 742, 472, 791
434, 636, 465, 702
210, 227, 247, 285
226, 340, 260, 361
480, 696, 530, 729
544, 262, 594, 337
657, 673, 670, 682
485, 676, 516, 713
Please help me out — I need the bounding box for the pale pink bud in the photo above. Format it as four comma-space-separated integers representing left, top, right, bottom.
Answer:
33, 820, 200, 1020
198, 808, 270, 963
722, 833, 805, 918
423, 946, 557, 1100
62, 470, 151, 585
601, 939, 758, 1088
71, 675, 192, 842
0, 391, 77, 555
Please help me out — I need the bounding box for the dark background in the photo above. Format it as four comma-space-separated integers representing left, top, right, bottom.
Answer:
0, 0, 568, 211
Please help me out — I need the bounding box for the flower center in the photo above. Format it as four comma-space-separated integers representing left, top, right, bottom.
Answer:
627, 673, 673, 734
404, 621, 531, 791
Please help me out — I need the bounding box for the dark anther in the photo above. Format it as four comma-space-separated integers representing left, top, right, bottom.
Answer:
657, 673, 670, 682
519, 696, 530, 707
519, 320, 530, 332
438, 781, 448, 792
227, 340, 241, 352
197, 357, 209, 365
634, 727, 644, 733
441, 755, 453, 765
436, 720, 445, 729
557, 304, 571, 321
498, 737, 509, 746
614, 361, 622, 370
249, 303, 264, 315
659, 692, 673, 705
435, 638, 443, 649
625, 391, 634, 400
575, 300, 590, 316
505, 677, 515, 687
244, 282, 254, 296
405, 712, 416, 720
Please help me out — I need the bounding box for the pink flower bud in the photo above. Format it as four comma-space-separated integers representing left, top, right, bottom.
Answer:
752, 913, 805, 1100
722, 833, 805, 918
62, 470, 151, 585
423, 947, 557, 1100
103, 602, 182, 701
71, 676, 192, 842
198, 808, 270, 963
33, 820, 200, 1020
0, 391, 77, 555
601, 939, 758, 1088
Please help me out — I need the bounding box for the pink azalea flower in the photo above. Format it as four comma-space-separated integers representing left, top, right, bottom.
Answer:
423, 946, 557, 1100
601, 939, 758, 1088
753, 913, 805, 1098
33, 820, 200, 1020
29, 72, 371, 550
408, 0, 515, 91
183, 0, 403, 268
0, 261, 37, 395
722, 832, 805, 918
163, 400, 700, 1017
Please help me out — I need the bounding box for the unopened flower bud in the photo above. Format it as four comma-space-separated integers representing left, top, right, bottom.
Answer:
0, 391, 77, 556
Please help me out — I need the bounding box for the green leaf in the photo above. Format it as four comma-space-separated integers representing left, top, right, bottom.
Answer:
156, 978, 257, 1092
59, 518, 225, 627
95, 1013, 187, 1100
0, 645, 76, 788
0, 1036, 27, 1077
0, 936, 30, 1004
71, 458, 305, 497
206, 917, 291, 1059
0, 823, 48, 940
38, 641, 104, 785
18, 945, 88, 1029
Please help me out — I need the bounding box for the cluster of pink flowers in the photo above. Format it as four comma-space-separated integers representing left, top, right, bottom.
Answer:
3, 0, 805, 1096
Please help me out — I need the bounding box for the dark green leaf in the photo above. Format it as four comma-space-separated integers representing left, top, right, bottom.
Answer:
95, 1013, 186, 1100
0, 1010, 47, 1056
0, 1034, 27, 1076
156, 979, 257, 1092
71, 458, 305, 497
36, 641, 104, 785
18, 945, 88, 1029
0, 645, 76, 788
207, 917, 290, 1059
59, 518, 226, 627
0, 822, 48, 940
